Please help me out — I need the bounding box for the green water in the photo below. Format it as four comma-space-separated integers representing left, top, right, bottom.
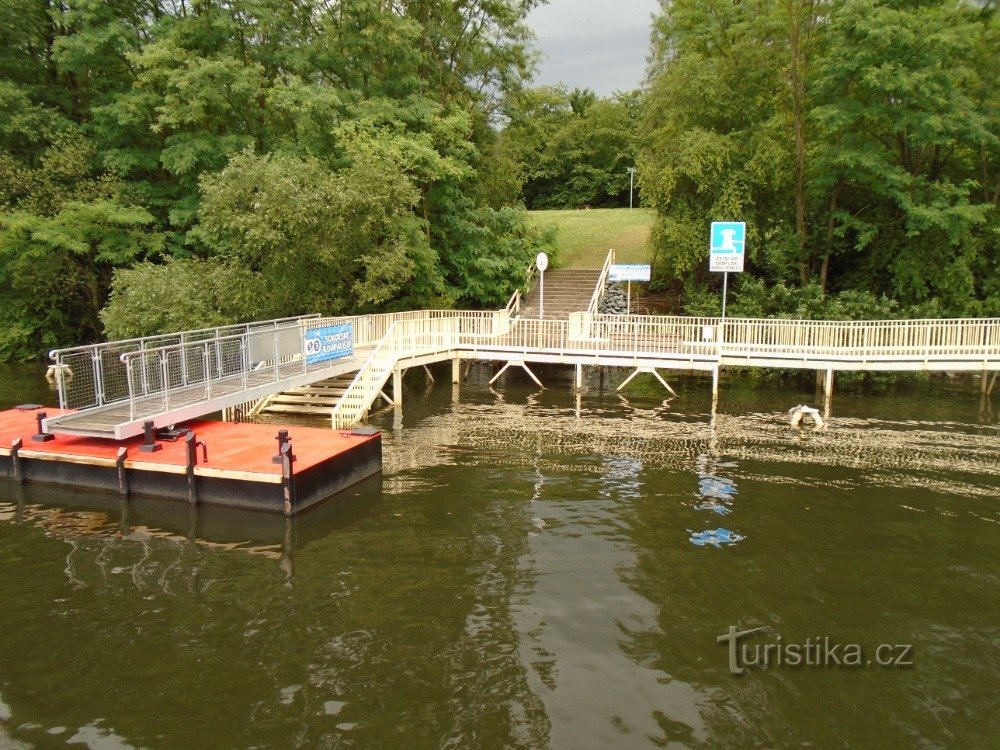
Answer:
0, 362, 997, 748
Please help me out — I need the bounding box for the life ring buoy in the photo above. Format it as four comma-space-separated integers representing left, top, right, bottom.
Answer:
45, 364, 73, 386
788, 404, 824, 429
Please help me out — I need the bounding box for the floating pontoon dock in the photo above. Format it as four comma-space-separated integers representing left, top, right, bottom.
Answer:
0, 407, 380, 515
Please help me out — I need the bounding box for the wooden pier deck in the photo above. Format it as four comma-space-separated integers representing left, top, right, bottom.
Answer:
43, 310, 1000, 436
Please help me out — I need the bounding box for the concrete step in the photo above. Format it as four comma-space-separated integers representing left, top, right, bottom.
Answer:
520, 267, 604, 321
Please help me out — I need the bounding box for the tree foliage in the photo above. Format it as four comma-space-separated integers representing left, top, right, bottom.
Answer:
0, 0, 548, 356
499, 86, 642, 209
100, 258, 265, 340
642, 0, 999, 316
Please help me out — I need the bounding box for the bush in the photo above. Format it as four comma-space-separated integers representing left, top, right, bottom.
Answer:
100, 259, 268, 339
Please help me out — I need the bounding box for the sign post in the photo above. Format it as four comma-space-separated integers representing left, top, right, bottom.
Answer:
536, 252, 548, 319
709, 222, 746, 326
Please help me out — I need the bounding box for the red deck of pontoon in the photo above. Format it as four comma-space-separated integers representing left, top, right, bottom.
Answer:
0, 407, 381, 515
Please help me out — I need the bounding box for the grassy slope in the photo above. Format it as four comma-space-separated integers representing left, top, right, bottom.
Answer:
526, 208, 654, 269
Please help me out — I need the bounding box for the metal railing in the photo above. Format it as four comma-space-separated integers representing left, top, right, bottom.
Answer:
331, 313, 506, 427
48, 314, 321, 411
103, 311, 497, 427
117, 320, 314, 422
586, 248, 616, 315
333, 313, 1000, 427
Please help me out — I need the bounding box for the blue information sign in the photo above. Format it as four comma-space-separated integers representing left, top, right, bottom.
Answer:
304, 323, 353, 364
709, 221, 746, 272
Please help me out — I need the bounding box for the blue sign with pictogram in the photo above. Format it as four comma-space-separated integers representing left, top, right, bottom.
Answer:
709, 221, 746, 272
304, 323, 353, 364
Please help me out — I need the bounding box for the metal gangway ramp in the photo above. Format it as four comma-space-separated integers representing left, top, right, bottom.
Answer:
44, 315, 373, 439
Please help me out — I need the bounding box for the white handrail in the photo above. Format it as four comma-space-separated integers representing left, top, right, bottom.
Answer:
505, 260, 538, 317
587, 248, 616, 315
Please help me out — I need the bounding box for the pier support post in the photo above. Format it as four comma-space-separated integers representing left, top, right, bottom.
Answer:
423, 364, 435, 382
711, 366, 720, 400
185, 432, 200, 506
489, 361, 544, 388
823, 368, 834, 417
11, 437, 23, 484
452, 357, 461, 384
116, 447, 130, 497
281, 441, 296, 517
393, 365, 403, 406
574, 364, 583, 391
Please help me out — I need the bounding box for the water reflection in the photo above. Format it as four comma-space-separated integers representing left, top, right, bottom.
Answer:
1, 368, 998, 748
379, 398, 999, 500
512, 453, 712, 746
0, 475, 384, 591
693, 455, 738, 515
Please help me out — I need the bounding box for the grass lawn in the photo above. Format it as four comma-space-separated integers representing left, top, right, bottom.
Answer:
527, 207, 654, 269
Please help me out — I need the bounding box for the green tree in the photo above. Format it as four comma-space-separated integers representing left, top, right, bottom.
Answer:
0, 0, 563, 354
810, 0, 996, 311
100, 258, 266, 339
501, 86, 642, 209
0, 127, 163, 358
642, 0, 999, 315
193, 146, 441, 315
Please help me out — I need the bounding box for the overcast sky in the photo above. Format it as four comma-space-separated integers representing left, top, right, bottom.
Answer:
526, 0, 661, 96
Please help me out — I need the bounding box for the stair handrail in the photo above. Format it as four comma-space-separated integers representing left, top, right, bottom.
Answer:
330, 320, 408, 427
586, 248, 616, 315
505, 260, 538, 317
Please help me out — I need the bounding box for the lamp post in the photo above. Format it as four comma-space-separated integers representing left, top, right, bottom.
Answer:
628, 167, 636, 210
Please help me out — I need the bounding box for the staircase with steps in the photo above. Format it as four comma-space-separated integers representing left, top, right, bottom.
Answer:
256, 372, 358, 417
518, 269, 602, 319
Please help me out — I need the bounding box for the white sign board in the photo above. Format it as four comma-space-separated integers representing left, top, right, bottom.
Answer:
709, 221, 746, 272
536, 252, 549, 272
608, 264, 651, 282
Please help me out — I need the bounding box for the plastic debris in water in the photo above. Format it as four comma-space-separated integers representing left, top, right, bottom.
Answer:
689, 528, 744, 547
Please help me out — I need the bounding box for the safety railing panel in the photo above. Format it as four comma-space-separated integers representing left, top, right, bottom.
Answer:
721, 317, 1000, 357
118, 320, 325, 422
108, 311, 502, 427
48, 314, 321, 410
